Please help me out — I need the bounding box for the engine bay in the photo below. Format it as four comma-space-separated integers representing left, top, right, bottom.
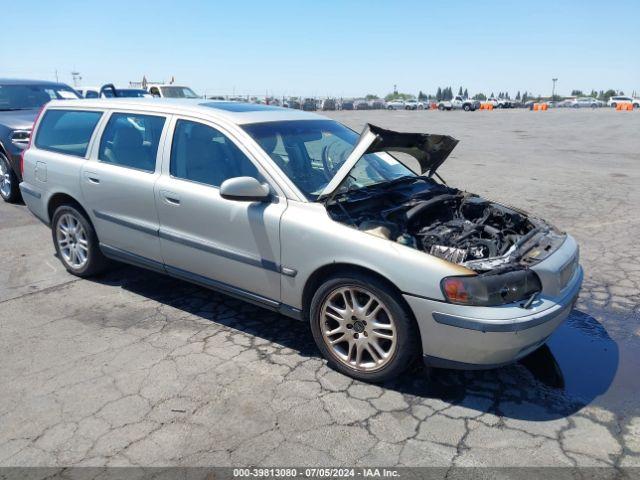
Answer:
326, 177, 562, 272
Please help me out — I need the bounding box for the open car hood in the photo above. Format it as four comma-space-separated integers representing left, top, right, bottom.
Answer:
318, 123, 459, 200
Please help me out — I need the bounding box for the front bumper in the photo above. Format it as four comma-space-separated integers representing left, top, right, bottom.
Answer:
404, 259, 583, 370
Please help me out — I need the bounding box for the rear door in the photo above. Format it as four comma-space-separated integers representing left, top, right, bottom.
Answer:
154, 116, 286, 303
80, 110, 170, 263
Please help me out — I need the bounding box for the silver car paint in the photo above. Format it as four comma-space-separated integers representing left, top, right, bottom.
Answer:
20, 98, 582, 368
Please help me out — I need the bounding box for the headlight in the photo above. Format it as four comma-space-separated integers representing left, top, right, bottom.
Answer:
10, 130, 31, 145
441, 269, 541, 306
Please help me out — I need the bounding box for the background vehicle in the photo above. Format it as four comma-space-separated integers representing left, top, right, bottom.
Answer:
80, 84, 153, 98
321, 98, 336, 111
437, 96, 479, 111
302, 98, 317, 111
386, 99, 405, 110
339, 100, 354, 110
0, 78, 79, 202
570, 97, 603, 108
486, 97, 513, 108
147, 84, 200, 98
354, 99, 370, 110
403, 100, 425, 110
607, 96, 639, 108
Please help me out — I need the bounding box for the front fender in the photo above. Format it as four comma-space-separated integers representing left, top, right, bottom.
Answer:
280, 201, 471, 309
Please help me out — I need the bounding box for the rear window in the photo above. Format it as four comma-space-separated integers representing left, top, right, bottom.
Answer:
35, 109, 103, 157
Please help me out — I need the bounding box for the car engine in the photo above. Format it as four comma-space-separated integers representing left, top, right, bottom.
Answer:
326, 178, 552, 271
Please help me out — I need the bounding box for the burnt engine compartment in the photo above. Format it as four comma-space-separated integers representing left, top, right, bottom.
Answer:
326, 178, 548, 271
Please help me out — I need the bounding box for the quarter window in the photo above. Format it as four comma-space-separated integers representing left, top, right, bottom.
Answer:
35, 110, 103, 157
170, 119, 260, 187
98, 113, 166, 172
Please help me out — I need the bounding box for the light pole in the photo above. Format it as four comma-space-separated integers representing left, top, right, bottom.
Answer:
552, 78, 558, 102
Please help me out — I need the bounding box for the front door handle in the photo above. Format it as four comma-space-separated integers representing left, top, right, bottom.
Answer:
160, 190, 180, 205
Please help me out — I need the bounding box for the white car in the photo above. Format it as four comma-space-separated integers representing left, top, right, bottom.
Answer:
147, 84, 200, 99
570, 97, 603, 108
437, 96, 479, 111
607, 96, 639, 108
386, 99, 406, 110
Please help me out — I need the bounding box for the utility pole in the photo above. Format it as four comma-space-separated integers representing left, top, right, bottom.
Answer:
54, 70, 59, 83
552, 78, 558, 102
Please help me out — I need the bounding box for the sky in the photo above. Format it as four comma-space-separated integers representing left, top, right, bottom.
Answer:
2, 0, 639, 98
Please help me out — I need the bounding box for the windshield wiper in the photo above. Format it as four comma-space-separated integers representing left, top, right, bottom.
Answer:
0, 108, 32, 111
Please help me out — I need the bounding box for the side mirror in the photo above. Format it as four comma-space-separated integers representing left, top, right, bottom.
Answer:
220, 177, 270, 202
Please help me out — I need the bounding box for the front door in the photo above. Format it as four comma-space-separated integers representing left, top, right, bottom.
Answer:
81, 111, 168, 263
155, 118, 286, 303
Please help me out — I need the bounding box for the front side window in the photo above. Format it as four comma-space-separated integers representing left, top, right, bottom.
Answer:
170, 119, 260, 187
242, 120, 414, 200
98, 113, 166, 172
35, 110, 103, 157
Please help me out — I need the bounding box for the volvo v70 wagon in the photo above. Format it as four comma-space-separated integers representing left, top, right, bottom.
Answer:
20, 99, 583, 382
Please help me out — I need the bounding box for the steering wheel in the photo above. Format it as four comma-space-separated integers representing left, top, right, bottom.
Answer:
321, 144, 342, 180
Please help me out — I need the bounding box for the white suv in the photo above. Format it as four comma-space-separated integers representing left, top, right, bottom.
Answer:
607, 96, 640, 108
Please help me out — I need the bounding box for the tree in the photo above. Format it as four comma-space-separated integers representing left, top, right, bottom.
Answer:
463, 88, 468, 99
516, 91, 521, 100
473, 93, 487, 100
522, 91, 528, 102
436, 87, 442, 101
365, 94, 379, 100
490, 92, 495, 99
418, 90, 428, 101
571, 90, 584, 96
445, 87, 453, 100
458, 87, 463, 96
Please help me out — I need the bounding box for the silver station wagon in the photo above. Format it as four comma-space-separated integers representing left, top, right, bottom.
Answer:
20, 99, 583, 382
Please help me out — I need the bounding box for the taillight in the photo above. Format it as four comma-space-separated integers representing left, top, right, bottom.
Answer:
20, 106, 45, 176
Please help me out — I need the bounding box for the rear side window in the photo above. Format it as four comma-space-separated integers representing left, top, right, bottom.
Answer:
35, 110, 102, 157
98, 113, 166, 172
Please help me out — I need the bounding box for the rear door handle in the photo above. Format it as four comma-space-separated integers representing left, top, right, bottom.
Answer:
160, 190, 180, 205
84, 172, 100, 184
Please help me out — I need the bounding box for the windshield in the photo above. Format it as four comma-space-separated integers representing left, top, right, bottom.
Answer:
243, 120, 415, 200
160, 86, 199, 98
0, 84, 79, 111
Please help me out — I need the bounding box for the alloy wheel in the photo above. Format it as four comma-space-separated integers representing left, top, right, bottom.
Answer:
0, 157, 11, 199
56, 213, 89, 269
320, 286, 397, 372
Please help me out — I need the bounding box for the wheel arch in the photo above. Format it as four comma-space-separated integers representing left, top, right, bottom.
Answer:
47, 192, 92, 226
301, 262, 416, 325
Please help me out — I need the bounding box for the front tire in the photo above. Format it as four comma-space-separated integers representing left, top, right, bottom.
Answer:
51, 205, 109, 277
0, 153, 20, 203
463, 104, 471, 111
309, 273, 420, 383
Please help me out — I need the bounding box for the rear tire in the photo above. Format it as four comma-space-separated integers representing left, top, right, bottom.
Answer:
309, 272, 420, 383
51, 204, 109, 277
463, 104, 471, 111
0, 153, 20, 203
438, 104, 445, 111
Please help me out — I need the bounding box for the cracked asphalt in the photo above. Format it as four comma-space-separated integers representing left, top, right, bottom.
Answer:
1, 108, 639, 469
